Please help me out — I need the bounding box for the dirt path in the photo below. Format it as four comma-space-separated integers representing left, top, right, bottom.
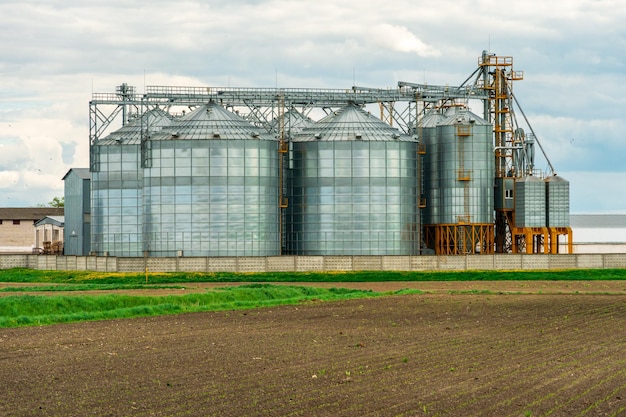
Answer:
1, 280, 626, 297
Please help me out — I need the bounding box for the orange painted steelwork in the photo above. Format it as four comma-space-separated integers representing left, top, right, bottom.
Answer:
424, 224, 494, 255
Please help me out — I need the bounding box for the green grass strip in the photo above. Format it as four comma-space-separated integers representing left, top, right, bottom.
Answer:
1, 268, 626, 285
0, 284, 411, 328
0, 284, 187, 293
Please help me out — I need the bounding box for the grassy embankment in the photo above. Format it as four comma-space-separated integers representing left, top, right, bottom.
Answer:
1, 268, 625, 328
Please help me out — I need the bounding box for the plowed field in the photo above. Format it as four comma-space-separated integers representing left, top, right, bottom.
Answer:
1, 282, 625, 416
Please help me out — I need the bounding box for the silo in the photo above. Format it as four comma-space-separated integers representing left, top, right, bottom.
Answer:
545, 175, 570, 227
286, 103, 419, 255
545, 175, 572, 254
419, 109, 446, 226
423, 106, 494, 254
513, 175, 549, 254
514, 175, 546, 228
143, 103, 280, 257
91, 109, 173, 256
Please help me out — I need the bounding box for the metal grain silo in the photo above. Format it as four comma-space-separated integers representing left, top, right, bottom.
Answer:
286, 103, 419, 255
513, 175, 549, 254
91, 109, 173, 256
143, 103, 280, 257
419, 109, 446, 226
423, 106, 494, 254
514, 175, 546, 228
545, 175, 569, 228
545, 175, 573, 254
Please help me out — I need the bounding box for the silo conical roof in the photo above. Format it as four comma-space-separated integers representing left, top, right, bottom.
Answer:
152, 102, 273, 141
269, 109, 315, 135
419, 109, 447, 128
294, 103, 415, 142
98, 108, 174, 145
440, 106, 490, 126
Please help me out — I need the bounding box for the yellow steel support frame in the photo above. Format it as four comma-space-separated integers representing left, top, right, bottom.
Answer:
548, 227, 573, 254
424, 224, 495, 255
511, 227, 549, 254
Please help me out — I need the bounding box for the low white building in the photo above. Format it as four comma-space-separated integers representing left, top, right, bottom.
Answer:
0, 208, 65, 253
569, 214, 626, 253
34, 215, 65, 254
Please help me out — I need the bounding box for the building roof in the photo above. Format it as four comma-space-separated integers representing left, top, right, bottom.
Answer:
571, 214, 626, 228
34, 216, 65, 227
0, 207, 64, 221
62, 168, 90, 181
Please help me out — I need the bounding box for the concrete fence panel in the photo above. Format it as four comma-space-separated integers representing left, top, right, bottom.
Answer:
295, 256, 325, 272
467, 255, 495, 270
438, 256, 466, 270
352, 256, 383, 271
266, 256, 295, 272
207, 257, 238, 272
323, 256, 353, 271
147, 258, 177, 273
548, 255, 577, 270
521, 255, 549, 270
178, 257, 208, 272
576, 254, 604, 269
236, 257, 267, 273
381, 256, 411, 271
117, 258, 146, 273
604, 254, 626, 268
496, 254, 522, 270
410, 256, 439, 271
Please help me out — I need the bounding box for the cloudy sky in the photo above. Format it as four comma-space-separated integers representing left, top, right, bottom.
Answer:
0, 0, 625, 213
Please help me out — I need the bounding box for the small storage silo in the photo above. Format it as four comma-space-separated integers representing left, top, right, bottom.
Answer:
143, 103, 280, 257
423, 106, 494, 254
514, 175, 546, 228
91, 109, 173, 256
513, 175, 549, 254
286, 103, 419, 255
545, 175, 573, 253
545, 175, 570, 227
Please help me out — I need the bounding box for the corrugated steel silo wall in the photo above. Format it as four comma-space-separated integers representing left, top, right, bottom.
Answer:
545, 176, 570, 227
90, 144, 143, 257
422, 125, 439, 225
435, 122, 494, 224
64, 170, 87, 255
287, 140, 418, 255
143, 139, 280, 257
515, 176, 546, 227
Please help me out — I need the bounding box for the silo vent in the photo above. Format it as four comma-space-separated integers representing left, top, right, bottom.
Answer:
314, 132, 322, 139
392, 133, 400, 139
251, 132, 260, 138
212, 132, 221, 138
171, 132, 179, 138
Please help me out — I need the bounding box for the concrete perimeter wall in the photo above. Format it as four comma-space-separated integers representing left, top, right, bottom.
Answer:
1, 253, 625, 272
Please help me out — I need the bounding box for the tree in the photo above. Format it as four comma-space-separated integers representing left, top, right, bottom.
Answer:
47, 196, 64, 208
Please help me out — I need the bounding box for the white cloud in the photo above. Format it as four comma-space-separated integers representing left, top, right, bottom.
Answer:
371, 24, 440, 57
